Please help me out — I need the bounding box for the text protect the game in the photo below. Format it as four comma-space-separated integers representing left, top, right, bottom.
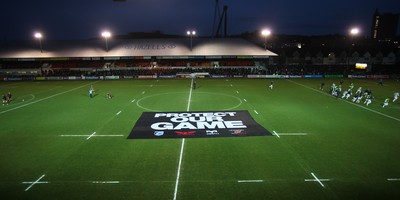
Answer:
128, 110, 272, 139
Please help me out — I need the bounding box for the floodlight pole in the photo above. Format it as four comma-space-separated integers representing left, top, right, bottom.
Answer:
101, 31, 111, 52
34, 33, 43, 53
347, 28, 359, 67
105, 37, 109, 52
261, 29, 271, 51
187, 30, 196, 51
38, 38, 43, 53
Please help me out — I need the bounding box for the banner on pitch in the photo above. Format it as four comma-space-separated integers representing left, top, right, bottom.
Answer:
128, 110, 272, 139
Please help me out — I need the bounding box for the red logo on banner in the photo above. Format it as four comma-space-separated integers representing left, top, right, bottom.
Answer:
175, 131, 196, 136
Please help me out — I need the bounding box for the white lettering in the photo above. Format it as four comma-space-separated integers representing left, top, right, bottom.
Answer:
151, 122, 174, 130
206, 116, 223, 122
154, 112, 237, 118
224, 121, 247, 128
188, 117, 205, 122
170, 117, 189, 122
197, 121, 226, 129
174, 122, 197, 130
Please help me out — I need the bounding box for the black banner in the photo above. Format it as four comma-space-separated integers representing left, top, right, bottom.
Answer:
128, 110, 272, 139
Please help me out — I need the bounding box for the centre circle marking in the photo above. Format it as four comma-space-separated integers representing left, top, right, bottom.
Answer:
136, 92, 242, 111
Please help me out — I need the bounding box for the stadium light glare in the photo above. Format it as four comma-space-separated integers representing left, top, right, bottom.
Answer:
187, 30, 196, 36
101, 31, 111, 38
34, 32, 43, 53
34, 33, 42, 39
186, 30, 196, 51
101, 31, 111, 52
261, 29, 271, 50
350, 28, 360, 35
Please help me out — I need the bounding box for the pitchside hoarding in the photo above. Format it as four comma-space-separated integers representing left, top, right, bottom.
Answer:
128, 110, 272, 139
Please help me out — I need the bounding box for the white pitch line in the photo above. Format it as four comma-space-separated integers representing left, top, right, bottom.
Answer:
90, 135, 124, 137
116, 111, 122, 115
60, 135, 123, 137
273, 130, 280, 138
131, 99, 136, 103
24, 174, 47, 191
387, 178, 400, 181
92, 181, 120, 184
254, 110, 259, 114
173, 138, 185, 200
278, 133, 308, 136
186, 79, 194, 112
238, 180, 264, 183
310, 173, 327, 188
305, 179, 330, 182
86, 132, 96, 140
288, 79, 400, 123
173, 79, 192, 200
0, 81, 99, 115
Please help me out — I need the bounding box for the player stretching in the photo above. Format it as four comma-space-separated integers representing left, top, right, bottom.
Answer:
382, 98, 390, 108
393, 92, 399, 102
269, 81, 274, 90
89, 88, 94, 98
342, 89, 352, 99
349, 82, 354, 90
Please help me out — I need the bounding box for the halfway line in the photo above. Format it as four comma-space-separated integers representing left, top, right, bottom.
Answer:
173, 138, 185, 200
173, 79, 193, 200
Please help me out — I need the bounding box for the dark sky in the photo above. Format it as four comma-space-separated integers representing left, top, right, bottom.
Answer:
1, 0, 399, 40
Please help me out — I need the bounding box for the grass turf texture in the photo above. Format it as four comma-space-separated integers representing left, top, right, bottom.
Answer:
1, 78, 400, 200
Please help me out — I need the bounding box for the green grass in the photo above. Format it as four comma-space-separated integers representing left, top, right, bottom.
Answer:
1, 78, 400, 200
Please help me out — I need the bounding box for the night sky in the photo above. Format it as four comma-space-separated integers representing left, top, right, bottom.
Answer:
1, 0, 399, 40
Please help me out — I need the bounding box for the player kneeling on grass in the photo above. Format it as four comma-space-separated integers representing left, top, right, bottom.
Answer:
7, 92, 12, 102
2, 94, 8, 105
364, 95, 373, 106
356, 94, 363, 103
107, 92, 113, 99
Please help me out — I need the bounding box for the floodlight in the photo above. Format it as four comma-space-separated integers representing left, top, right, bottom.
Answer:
34, 33, 42, 39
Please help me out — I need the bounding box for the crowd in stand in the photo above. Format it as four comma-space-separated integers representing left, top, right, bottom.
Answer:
1, 58, 398, 78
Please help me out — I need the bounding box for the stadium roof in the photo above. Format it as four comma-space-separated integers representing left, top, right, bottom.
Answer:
0, 38, 277, 59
